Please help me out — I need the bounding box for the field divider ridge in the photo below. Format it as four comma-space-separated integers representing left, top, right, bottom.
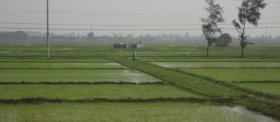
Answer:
0, 97, 228, 104
174, 69, 280, 99
0, 81, 167, 85
104, 55, 280, 119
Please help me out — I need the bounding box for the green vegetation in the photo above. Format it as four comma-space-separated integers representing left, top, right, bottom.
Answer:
235, 83, 280, 96
142, 58, 280, 62
0, 44, 280, 121
152, 62, 280, 68
0, 58, 111, 63
201, 0, 224, 57
0, 103, 277, 122
0, 62, 126, 69
133, 45, 280, 58
232, 0, 267, 57
182, 69, 280, 82
108, 56, 244, 97
216, 33, 232, 47
2, 45, 280, 58
0, 84, 203, 99
0, 69, 161, 83
0, 0, 278, 120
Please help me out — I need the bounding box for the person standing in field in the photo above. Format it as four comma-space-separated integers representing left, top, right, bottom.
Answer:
132, 51, 137, 61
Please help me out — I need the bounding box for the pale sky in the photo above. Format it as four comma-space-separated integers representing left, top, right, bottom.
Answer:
0, 0, 279, 36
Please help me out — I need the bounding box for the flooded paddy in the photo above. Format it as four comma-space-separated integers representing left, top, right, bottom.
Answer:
0, 84, 204, 99
0, 62, 126, 69
0, 69, 162, 83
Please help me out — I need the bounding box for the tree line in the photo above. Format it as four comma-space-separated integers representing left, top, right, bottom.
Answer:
0, 31, 29, 41
202, 0, 267, 57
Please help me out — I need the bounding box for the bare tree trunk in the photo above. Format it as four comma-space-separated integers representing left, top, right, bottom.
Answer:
207, 42, 209, 57
241, 46, 244, 58
241, 22, 246, 58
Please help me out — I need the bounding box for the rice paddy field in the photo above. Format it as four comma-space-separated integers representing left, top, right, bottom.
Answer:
0, 84, 204, 99
0, 43, 279, 121
0, 103, 277, 122
0, 62, 127, 69
152, 62, 280, 68
236, 83, 280, 96
0, 69, 161, 83
180, 69, 280, 82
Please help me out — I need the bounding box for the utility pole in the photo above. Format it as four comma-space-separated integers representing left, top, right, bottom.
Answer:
266, 27, 268, 41
47, 0, 50, 58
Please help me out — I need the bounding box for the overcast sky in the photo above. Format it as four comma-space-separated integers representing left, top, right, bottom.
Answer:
0, 0, 279, 36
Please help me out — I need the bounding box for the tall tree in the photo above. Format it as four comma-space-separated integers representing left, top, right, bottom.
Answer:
232, 0, 267, 57
202, 0, 224, 57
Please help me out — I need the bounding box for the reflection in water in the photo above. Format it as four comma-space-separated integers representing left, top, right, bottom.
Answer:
231, 106, 278, 122
121, 70, 162, 83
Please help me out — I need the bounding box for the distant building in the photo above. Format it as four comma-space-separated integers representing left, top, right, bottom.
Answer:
87, 32, 94, 41
114, 42, 145, 49
114, 43, 127, 48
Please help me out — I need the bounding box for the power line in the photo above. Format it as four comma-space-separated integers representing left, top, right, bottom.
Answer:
46, 0, 50, 58
1, 26, 280, 31
0, 10, 206, 18
1, 22, 280, 27
1, 10, 280, 18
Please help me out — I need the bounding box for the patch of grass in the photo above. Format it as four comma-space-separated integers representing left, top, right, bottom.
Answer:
0, 58, 111, 63
107, 56, 244, 97
0, 84, 204, 99
141, 58, 280, 62
2, 44, 280, 59
153, 62, 280, 69
0, 69, 161, 83
235, 83, 280, 96
182, 69, 280, 82
0, 103, 277, 122
1, 44, 280, 121
0, 62, 126, 69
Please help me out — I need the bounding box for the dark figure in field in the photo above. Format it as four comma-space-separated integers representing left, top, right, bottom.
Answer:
132, 51, 137, 61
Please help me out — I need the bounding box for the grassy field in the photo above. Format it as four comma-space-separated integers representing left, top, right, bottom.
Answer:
0, 62, 126, 69
235, 83, 280, 96
1, 44, 280, 58
0, 84, 204, 99
0, 44, 280, 121
152, 62, 280, 68
141, 58, 280, 62
0, 103, 277, 122
181, 69, 280, 82
0, 58, 111, 63
0, 69, 161, 83
109, 56, 245, 97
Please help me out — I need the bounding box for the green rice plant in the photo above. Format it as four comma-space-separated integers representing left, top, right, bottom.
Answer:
0, 58, 112, 63
141, 58, 280, 62
0, 62, 126, 69
153, 62, 280, 69
2, 44, 280, 59
0, 69, 161, 83
0, 84, 204, 99
235, 83, 280, 96
182, 69, 280, 82
0, 103, 277, 122
107, 56, 244, 97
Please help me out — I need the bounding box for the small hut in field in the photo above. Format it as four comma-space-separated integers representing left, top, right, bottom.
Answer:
114, 42, 145, 49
